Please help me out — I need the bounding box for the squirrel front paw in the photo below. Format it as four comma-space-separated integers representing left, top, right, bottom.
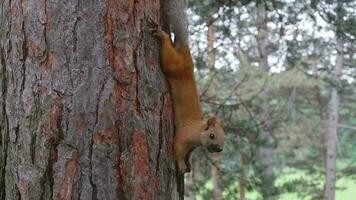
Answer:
177, 161, 187, 174
148, 16, 168, 39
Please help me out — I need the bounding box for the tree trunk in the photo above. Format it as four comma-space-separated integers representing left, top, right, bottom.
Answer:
207, 18, 216, 71
211, 155, 222, 200
0, 1, 181, 199
206, 17, 222, 200
256, 1, 274, 200
325, 6, 343, 199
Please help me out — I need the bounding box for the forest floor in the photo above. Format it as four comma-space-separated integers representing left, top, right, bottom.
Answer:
273, 158, 356, 200
277, 168, 356, 200
195, 159, 356, 200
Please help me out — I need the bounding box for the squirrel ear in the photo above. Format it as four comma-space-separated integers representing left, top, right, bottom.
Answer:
207, 116, 217, 127
203, 117, 215, 131
219, 120, 224, 128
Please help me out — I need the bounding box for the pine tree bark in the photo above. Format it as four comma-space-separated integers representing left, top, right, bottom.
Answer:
256, 1, 274, 200
0, 0, 181, 199
325, 4, 343, 199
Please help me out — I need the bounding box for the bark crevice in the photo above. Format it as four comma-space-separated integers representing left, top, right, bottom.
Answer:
133, 51, 143, 117
156, 93, 166, 173
0, 47, 9, 200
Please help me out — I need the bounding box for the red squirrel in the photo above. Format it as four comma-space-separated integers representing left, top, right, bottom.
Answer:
149, 0, 225, 174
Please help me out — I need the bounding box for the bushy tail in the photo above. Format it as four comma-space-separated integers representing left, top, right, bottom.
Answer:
164, 0, 189, 46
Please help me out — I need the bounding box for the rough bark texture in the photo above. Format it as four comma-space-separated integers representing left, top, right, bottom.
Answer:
325, 9, 343, 200
0, 0, 181, 199
256, 1, 275, 200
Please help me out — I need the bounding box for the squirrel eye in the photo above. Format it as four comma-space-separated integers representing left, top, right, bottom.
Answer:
209, 134, 215, 140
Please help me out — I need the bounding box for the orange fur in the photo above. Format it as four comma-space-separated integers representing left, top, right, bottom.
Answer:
150, 19, 224, 174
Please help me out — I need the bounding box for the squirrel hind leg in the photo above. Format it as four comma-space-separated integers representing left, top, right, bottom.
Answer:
174, 135, 189, 174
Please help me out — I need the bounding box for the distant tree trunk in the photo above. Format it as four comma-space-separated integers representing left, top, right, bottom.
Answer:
256, 1, 274, 200
211, 155, 222, 200
325, 4, 343, 199
206, 17, 222, 200
207, 18, 216, 71
0, 1, 182, 199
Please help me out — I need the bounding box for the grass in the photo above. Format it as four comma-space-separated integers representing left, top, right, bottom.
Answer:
195, 159, 356, 200
335, 177, 356, 200
276, 169, 356, 200
266, 158, 356, 200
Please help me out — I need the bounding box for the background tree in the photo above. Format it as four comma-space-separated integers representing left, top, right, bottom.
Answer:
186, 0, 356, 199
325, 1, 344, 199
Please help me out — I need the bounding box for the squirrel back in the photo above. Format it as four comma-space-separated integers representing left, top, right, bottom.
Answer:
164, 0, 189, 48
148, 1, 225, 175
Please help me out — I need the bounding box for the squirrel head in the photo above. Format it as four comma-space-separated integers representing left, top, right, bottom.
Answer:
200, 115, 225, 153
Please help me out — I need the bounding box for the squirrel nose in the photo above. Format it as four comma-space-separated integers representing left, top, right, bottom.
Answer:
215, 147, 223, 152
212, 144, 223, 152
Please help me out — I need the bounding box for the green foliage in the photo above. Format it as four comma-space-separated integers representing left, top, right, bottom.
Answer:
343, 18, 356, 37
185, 0, 356, 199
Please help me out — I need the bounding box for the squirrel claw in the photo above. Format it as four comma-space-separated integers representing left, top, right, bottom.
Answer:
148, 16, 159, 30
147, 16, 163, 37
148, 27, 159, 34
148, 16, 158, 26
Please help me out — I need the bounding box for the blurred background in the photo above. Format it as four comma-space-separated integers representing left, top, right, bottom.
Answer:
183, 0, 356, 199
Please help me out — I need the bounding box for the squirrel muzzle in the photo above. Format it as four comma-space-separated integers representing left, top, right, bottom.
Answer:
208, 144, 223, 153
